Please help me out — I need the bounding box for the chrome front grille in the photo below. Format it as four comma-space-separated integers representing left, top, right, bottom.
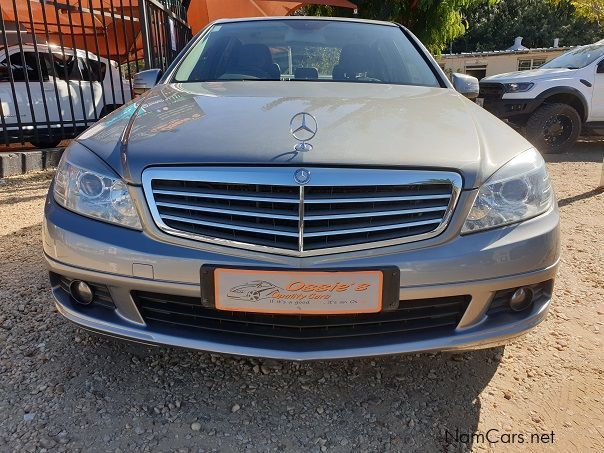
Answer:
142, 168, 462, 256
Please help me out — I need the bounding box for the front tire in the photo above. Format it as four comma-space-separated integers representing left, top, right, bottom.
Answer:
526, 103, 581, 154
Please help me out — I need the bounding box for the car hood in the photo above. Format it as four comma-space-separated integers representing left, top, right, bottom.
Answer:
77, 82, 533, 189
482, 67, 577, 83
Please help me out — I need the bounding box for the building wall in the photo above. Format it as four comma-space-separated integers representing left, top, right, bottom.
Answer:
436, 49, 569, 79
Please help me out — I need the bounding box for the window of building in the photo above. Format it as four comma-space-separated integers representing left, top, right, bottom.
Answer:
465, 64, 487, 80
518, 58, 546, 71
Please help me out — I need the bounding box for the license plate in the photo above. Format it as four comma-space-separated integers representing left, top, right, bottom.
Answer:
476, 97, 485, 107
212, 268, 383, 315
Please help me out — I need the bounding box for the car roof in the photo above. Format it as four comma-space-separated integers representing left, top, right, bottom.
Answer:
3, 43, 108, 62
211, 16, 398, 28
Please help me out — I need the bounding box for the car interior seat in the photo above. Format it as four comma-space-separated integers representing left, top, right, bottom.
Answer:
228, 44, 281, 80
332, 44, 373, 81
294, 67, 319, 80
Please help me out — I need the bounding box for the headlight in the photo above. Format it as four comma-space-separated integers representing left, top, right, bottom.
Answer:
504, 82, 534, 93
462, 148, 553, 233
53, 143, 142, 229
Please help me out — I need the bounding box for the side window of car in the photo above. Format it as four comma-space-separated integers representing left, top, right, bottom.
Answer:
0, 52, 48, 82
0, 57, 8, 81
51, 54, 79, 81
80, 57, 106, 82
77, 57, 91, 81
96, 60, 107, 81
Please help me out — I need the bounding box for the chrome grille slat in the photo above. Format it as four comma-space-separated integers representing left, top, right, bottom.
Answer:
155, 201, 300, 220
304, 206, 447, 220
153, 189, 300, 204
303, 218, 443, 237
302, 194, 451, 203
161, 214, 300, 237
143, 167, 462, 257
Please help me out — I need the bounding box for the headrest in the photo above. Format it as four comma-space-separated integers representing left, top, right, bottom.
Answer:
236, 44, 273, 68
339, 44, 371, 68
294, 67, 319, 80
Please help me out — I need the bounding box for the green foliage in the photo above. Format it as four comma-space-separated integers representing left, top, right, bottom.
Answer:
357, 1, 484, 53
298, 0, 601, 53
299, 1, 491, 54
297, 47, 342, 76
451, 0, 602, 52
566, 0, 604, 26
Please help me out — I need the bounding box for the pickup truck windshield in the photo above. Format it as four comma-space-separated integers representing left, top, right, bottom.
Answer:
173, 19, 441, 87
541, 44, 604, 69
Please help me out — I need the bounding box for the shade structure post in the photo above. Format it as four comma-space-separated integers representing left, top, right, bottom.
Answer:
139, 0, 153, 70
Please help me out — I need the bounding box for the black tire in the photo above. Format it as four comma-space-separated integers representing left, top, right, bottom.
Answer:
525, 103, 581, 154
30, 138, 62, 149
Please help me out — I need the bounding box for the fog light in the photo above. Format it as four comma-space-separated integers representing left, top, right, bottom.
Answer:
69, 280, 94, 305
509, 287, 533, 312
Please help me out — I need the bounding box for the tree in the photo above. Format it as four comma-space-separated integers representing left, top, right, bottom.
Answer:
566, 0, 604, 26
450, 0, 601, 52
299, 1, 494, 54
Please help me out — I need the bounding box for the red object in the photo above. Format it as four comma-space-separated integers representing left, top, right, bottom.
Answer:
0, 1, 144, 60
187, 0, 358, 34
0, 0, 357, 60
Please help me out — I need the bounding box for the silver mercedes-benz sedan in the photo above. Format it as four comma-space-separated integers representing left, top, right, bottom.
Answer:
43, 17, 560, 360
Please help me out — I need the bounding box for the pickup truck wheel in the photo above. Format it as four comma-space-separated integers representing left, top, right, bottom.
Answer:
526, 103, 581, 153
30, 138, 63, 149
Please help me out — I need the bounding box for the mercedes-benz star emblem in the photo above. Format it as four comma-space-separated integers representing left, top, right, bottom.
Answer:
290, 112, 317, 152
294, 168, 311, 185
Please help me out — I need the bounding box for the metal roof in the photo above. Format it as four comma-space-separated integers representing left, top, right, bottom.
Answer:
440, 46, 573, 59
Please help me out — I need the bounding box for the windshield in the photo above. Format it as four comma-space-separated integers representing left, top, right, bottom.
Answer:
173, 19, 441, 87
541, 44, 604, 69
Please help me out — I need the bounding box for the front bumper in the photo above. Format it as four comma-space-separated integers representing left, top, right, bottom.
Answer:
478, 82, 542, 122
481, 97, 541, 121
43, 191, 560, 360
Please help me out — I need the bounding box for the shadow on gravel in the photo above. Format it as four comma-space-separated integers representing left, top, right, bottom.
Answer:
0, 193, 48, 206
1, 224, 503, 452
558, 187, 604, 207
0, 172, 54, 188
70, 336, 503, 451
543, 139, 604, 163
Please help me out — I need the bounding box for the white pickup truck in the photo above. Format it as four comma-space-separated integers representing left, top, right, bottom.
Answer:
478, 42, 604, 153
0, 44, 131, 148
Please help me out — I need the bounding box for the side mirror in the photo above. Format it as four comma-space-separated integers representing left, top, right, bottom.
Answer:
597, 60, 604, 74
133, 69, 162, 96
452, 73, 480, 99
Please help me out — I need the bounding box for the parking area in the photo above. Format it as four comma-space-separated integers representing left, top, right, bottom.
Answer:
0, 142, 602, 452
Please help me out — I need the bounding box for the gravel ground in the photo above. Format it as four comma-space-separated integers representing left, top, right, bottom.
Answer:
0, 142, 603, 452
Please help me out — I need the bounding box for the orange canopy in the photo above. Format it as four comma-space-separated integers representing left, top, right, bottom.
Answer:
187, 0, 357, 34
0, 0, 143, 60
1, 0, 357, 62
